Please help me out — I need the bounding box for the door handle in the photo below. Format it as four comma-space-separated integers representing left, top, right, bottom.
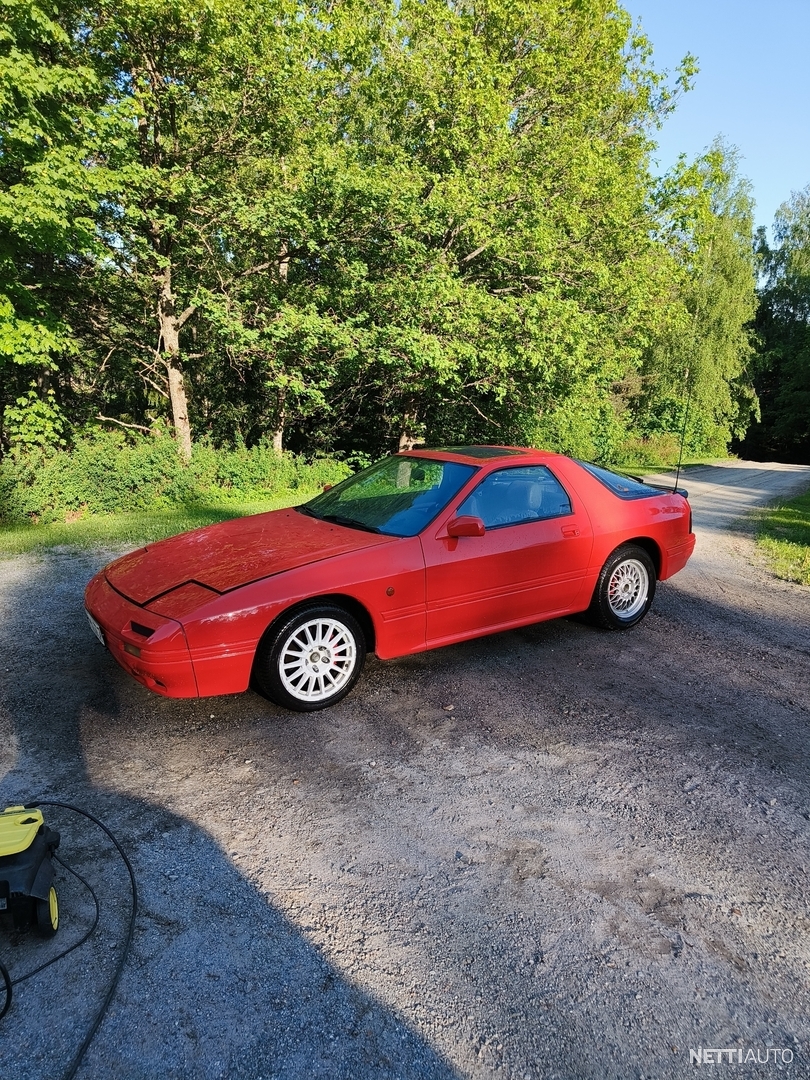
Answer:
561, 525, 580, 537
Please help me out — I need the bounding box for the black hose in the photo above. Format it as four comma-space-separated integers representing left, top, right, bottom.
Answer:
27, 800, 139, 1080
9, 853, 101, 989
0, 957, 11, 1020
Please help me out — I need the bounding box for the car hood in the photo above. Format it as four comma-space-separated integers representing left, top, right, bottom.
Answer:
105, 508, 395, 605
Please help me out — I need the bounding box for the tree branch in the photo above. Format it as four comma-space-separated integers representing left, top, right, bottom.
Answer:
240, 260, 274, 278
461, 244, 488, 264
137, 371, 170, 398
97, 414, 156, 434
176, 304, 197, 328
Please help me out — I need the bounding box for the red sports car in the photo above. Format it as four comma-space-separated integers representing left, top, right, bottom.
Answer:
84, 446, 695, 711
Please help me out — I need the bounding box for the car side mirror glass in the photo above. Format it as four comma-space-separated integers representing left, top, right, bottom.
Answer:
446, 515, 486, 538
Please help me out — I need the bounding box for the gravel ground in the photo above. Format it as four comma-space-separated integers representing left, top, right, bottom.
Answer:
1, 459, 809, 1080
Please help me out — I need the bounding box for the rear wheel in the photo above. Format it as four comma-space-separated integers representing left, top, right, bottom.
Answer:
34, 885, 59, 937
588, 544, 656, 630
254, 605, 366, 712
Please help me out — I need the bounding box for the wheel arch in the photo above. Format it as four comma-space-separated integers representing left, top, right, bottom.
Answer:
620, 536, 662, 579
253, 593, 377, 665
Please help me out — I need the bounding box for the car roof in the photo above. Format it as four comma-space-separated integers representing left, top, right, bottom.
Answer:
401, 445, 565, 466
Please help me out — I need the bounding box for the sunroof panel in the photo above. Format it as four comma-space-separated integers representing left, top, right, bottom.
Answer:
428, 446, 525, 459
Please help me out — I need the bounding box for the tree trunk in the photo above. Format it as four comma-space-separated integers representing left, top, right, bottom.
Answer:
268, 248, 289, 453
398, 410, 420, 451
271, 388, 286, 453
278, 241, 289, 283
157, 263, 193, 461
166, 362, 192, 461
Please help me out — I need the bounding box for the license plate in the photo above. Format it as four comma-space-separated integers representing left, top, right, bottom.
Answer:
86, 609, 105, 647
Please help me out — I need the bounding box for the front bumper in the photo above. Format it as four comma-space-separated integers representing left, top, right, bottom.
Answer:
85, 572, 199, 698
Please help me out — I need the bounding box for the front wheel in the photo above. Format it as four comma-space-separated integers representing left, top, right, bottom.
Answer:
253, 605, 366, 712
588, 544, 656, 630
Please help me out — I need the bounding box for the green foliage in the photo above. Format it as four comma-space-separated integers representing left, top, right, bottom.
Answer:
532, 394, 629, 464
0, 431, 350, 522
0, 0, 111, 444
631, 143, 759, 458
756, 490, 810, 586
743, 188, 810, 464
302, 0, 688, 455
611, 433, 682, 469
0, 0, 758, 469
3, 385, 66, 448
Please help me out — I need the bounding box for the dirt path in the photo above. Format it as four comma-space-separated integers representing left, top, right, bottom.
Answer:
647, 459, 810, 533
1, 462, 809, 1080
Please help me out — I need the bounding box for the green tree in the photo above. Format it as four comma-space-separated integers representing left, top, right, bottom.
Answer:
632, 143, 758, 457
238, 0, 696, 459
0, 0, 107, 447
75, 0, 293, 459
69, 0, 371, 457
7, 0, 763, 468
744, 187, 810, 463
80, 0, 684, 457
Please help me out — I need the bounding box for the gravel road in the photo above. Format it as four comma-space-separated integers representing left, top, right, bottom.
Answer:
1, 459, 809, 1080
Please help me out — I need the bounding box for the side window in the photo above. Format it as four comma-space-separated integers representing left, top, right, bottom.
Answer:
457, 465, 572, 529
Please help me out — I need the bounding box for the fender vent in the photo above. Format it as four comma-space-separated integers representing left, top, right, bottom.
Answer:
130, 622, 156, 638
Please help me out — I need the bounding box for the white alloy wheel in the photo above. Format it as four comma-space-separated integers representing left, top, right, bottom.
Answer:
254, 604, 366, 712
278, 615, 357, 703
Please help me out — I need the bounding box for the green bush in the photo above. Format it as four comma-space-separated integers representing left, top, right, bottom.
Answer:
0, 431, 352, 523
612, 433, 682, 469
532, 398, 627, 464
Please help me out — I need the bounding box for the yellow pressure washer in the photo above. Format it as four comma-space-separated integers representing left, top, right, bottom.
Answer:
1, 799, 138, 1079
0, 806, 60, 937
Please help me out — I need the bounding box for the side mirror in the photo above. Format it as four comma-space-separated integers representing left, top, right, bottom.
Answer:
446, 515, 486, 538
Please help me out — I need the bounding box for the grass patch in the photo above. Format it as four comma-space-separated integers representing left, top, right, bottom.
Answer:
0, 490, 313, 557
756, 490, 810, 585
614, 456, 732, 475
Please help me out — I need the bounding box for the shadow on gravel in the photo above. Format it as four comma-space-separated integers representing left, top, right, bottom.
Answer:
0, 554, 460, 1080
438, 590, 810, 788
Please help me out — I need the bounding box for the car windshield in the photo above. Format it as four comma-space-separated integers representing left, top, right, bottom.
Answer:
301, 456, 477, 537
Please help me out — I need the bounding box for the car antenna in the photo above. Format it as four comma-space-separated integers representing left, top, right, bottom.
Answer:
673, 366, 692, 494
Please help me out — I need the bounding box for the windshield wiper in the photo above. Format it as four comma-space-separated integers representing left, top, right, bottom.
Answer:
318, 513, 383, 534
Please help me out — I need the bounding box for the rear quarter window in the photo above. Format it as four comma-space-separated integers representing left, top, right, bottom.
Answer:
576, 461, 662, 500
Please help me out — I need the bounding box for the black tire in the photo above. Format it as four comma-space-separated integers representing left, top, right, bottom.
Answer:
587, 544, 656, 630
34, 886, 59, 937
253, 604, 366, 712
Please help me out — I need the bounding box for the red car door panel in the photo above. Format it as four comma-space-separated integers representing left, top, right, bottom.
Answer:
421, 465, 593, 645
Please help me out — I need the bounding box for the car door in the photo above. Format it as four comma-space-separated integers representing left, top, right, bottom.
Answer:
421, 464, 594, 646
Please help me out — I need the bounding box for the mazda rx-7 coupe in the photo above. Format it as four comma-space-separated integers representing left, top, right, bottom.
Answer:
84, 446, 695, 711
